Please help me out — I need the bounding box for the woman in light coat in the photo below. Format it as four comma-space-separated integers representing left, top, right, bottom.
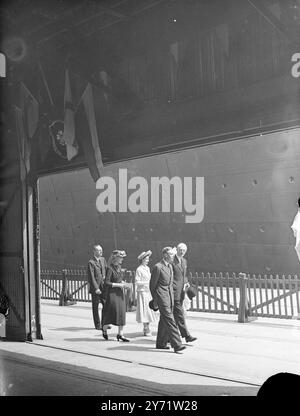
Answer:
135, 250, 158, 336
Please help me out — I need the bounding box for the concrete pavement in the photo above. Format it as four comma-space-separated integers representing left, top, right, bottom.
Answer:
1, 300, 300, 395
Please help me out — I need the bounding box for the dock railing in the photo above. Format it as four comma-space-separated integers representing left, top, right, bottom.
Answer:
40, 269, 300, 320
41, 268, 137, 311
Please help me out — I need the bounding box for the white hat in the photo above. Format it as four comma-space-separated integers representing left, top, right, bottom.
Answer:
137, 250, 152, 261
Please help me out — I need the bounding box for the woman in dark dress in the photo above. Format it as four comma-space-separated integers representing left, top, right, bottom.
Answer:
102, 250, 131, 342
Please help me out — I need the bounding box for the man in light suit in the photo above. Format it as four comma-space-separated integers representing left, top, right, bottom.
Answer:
87, 244, 107, 330
150, 247, 186, 353
173, 243, 197, 343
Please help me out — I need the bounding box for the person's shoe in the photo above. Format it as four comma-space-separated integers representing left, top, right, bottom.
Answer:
95, 325, 101, 330
156, 345, 170, 350
174, 345, 186, 353
117, 334, 130, 342
102, 330, 108, 340
185, 335, 197, 343
143, 326, 151, 336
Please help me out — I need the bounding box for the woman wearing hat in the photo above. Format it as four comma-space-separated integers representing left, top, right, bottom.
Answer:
101, 250, 131, 341
135, 250, 158, 336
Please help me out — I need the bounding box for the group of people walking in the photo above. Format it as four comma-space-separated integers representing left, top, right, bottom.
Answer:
87, 243, 197, 352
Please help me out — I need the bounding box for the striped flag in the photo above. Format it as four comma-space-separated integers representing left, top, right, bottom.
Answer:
75, 83, 103, 181
20, 82, 39, 140
15, 105, 29, 181
16, 83, 39, 180
63, 69, 78, 161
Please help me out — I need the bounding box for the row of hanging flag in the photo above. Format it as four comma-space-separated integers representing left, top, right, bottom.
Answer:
15, 69, 104, 183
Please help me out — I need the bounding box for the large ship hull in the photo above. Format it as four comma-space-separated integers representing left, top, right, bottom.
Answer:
39, 127, 300, 276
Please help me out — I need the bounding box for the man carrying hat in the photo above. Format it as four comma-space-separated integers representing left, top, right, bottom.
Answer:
150, 247, 186, 353
87, 244, 107, 330
173, 243, 197, 343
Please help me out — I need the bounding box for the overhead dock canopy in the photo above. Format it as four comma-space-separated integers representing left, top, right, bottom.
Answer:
0, 0, 299, 178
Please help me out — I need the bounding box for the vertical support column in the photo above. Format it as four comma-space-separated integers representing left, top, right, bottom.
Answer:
59, 269, 68, 306
59, 269, 76, 306
22, 177, 41, 342
238, 272, 248, 323
26, 184, 37, 341
1, 79, 40, 342
33, 181, 42, 339
21, 179, 31, 340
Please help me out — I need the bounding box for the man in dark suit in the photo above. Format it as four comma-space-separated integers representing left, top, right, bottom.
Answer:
173, 243, 197, 343
150, 247, 186, 353
87, 244, 107, 330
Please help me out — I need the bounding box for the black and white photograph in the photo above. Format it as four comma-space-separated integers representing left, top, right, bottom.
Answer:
1, 0, 300, 404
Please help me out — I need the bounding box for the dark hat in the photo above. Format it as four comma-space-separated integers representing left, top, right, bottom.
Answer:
149, 299, 159, 312
111, 249, 127, 258
186, 285, 197, 300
